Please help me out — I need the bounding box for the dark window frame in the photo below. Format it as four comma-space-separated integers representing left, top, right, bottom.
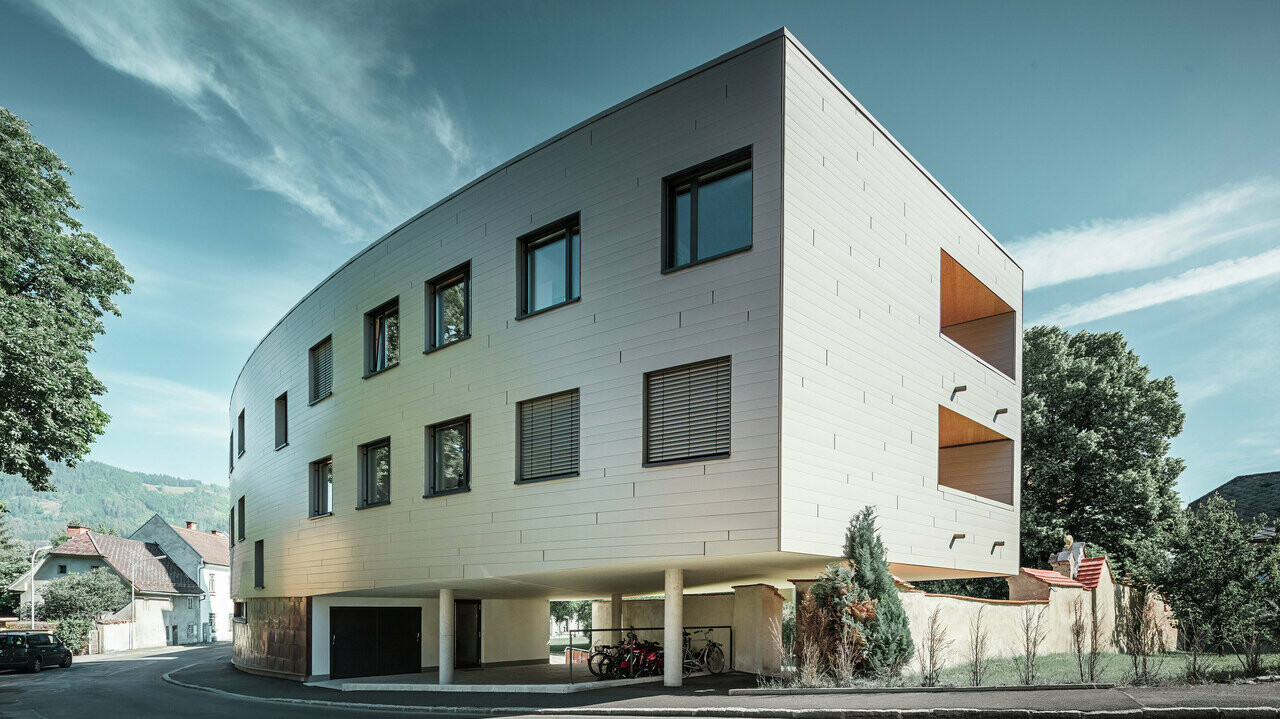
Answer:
308, 335, 334, 405
516, 388, 581, 484
425, 262, 472, 353
228, 507, 235, 546
363, 298, 401, 378
516, 213, 581, 319
253, 540, 264, 589
236, 409, 246, 457
661, 147, 753, 273
309, 455, 334, 518
642, 355, 733, 467
236, 495, 245, 541
425, 416, 471, 498
274, 392, 288, 450
357, 437, 392, 509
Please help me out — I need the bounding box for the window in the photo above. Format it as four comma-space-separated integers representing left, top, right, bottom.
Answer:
186, 597, 193, 610
209, 612, 215, 628
236, 409, 246, 457
274, 393, 288, 449
644, 356, 732, 465
426, 417, 470, 496
939, 250, 1016, 379
165, 626, 171, 643
228, 507, 235, 547
237, 496, 245, 541
229, 431, 234, 472
208, 574, 216, 594
663, 148, 752, 272
253, 540, 264, 589
938, 406, 1015, 505
57, 564, 67, 574
358, 439, 391, 507
309, 456, 334, 517
233, 601, 246, 621
427, 263, 470, 351
518, 389, 580, 483
309, 335, 334, 403
187, 624, 194, 638
364, 298, 400, 376
90, 565, 99, 570
518, 215, 580, 317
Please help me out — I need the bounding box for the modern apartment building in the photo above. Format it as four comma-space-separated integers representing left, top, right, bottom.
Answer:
228, 29, 1022, 684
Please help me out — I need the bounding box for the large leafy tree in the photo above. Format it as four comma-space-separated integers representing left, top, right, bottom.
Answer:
0, 509, 28, 615
1021, 326, 1184, 573
0, 107, 131, 491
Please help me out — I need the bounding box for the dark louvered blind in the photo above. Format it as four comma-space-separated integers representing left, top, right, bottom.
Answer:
519, 389, 580, 481
310, 337, 333, 402
645, 356, 731, 464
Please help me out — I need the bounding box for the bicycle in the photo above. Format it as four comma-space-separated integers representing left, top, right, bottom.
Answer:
681, 628, 726, 675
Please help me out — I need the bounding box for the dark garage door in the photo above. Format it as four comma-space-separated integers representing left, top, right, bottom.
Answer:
330, 606, 421, 679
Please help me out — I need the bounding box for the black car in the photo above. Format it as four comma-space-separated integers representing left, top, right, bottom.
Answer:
0, 632, 73, 672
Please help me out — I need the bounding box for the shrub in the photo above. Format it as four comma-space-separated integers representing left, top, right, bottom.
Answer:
39, 567, 129, 620
842, 507, 914, 676
54, 617, 94, 655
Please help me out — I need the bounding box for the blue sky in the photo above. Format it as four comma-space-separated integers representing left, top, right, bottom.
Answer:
1, 1, 1277, 502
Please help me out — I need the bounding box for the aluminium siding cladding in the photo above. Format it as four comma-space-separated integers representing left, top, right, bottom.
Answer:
228, 30, 1022, 602
779, 40, 1021, 577
229, 38, 785, 600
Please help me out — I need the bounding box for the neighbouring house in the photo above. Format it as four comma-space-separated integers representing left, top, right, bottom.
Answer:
228, 28, 1022, 685
7, 516, 230, 650
1190, 471, 1278, 542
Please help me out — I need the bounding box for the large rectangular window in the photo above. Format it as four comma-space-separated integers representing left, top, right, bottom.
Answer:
236, 410, 246, 457
940, 250, 1016, 379
518, 389, 580, 483
518, 215, 580, 317
663, 148, 752, 272
309, 335, 334, 403
644, 356, 732, 465
426, 417, 470, 496
274, 393, 288, 449
236, 495, 245, 541
427, 263, 470, 351
364, 299, 400, 376
938, 406, 1014, 505
253, 540, 264, 589
358, 438, 391, 508
309, 456, 334, 517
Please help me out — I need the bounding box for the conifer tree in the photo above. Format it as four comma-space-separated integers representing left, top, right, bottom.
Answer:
842, 507, 914, 675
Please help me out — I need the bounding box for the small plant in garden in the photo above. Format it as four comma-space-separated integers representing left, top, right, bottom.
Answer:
916, 607, 952, 687
966, 605, 990, 687
1014, 604, 1048, 685
1069, 595, 1104, 683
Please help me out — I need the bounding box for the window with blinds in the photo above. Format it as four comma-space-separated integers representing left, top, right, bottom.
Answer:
644, 356, 731, 465
309, 335, 333, 403
518, 389, 580, 482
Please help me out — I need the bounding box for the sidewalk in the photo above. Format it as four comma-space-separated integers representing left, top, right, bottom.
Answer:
76, 641, 229, 664
166, 651, 1280, 717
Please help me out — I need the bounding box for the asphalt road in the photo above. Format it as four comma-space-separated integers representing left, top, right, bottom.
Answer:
0, 644, 430, 719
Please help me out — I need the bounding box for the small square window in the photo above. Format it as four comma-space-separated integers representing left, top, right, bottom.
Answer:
518, 215, 580, 317
236, 409, 246, 457
310, 456, 334, 517
358, 439, 391, 508
309, 335, 334, 403
644, 356, 732, 465
274, 393, 288, 449
426, 263, 471, 351
364, 298, 400, 377
57, 565, 67, 575
426, 417, 470, 496
663, 148, 752, 272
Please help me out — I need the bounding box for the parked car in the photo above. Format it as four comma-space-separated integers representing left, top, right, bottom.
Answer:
0, 632, 73, 672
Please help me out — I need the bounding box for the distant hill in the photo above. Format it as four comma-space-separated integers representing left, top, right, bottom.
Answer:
0, 461, 228, 545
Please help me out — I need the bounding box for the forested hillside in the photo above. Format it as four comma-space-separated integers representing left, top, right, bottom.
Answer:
0, 461, 228, 545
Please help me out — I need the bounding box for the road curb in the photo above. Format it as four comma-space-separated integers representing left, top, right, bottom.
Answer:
731, 684, 1117, 696
161, 663, 1280, 719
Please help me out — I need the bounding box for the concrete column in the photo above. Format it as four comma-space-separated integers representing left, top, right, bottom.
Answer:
610, 592, 623, 643
438, 588, 455, 685
663, 568, 683, 688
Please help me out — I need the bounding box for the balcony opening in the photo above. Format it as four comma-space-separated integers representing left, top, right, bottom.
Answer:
940, 250, 1016, 378
938, 406, 1014, 505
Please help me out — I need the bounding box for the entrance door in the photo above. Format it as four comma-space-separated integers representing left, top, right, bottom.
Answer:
455, 600, 481, 669
330, 606, 422, 679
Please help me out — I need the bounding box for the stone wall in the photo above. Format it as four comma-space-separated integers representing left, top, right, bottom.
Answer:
233, 596, 309, 679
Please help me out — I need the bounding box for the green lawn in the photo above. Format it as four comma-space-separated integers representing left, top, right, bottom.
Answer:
548, 635, 592, 655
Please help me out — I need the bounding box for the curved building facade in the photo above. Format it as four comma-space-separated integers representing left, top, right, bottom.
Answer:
228, 30, 1022, 683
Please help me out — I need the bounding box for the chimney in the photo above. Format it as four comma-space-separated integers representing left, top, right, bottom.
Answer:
186, 521, 198, 530
211, 530, 226, 537
67, 523, 90, 538
1049, 535, 1086, 579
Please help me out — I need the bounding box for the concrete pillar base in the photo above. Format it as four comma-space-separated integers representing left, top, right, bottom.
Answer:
663, 569, 683, 688
439, 588, 455, 685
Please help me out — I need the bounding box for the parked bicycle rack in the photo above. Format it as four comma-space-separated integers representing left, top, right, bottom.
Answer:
565, 624, 733, 683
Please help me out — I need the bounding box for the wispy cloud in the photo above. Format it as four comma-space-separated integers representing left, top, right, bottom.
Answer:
1037, 246, 1280, 326
1015, 179, 1280, 290
33, 0, 479, 242
98, 371, 227, 442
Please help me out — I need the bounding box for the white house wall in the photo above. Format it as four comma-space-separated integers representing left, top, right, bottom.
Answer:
778, 38, 1022, 578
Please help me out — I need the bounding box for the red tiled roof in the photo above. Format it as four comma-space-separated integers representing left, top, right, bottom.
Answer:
49, 532, 201, 595
891, 575, 917, 590
1020, 567, 1084, 588
170, 524, 230, 566
1074, 556, 1110, 590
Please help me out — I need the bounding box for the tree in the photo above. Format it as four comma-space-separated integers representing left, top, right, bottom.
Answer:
1021, 326, 1184, 574
1141, 495, 1279, 672
33, 567, 129, 621
841, 507, 914, 676
0, 508, 28, 615
0, 107, 132, 491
